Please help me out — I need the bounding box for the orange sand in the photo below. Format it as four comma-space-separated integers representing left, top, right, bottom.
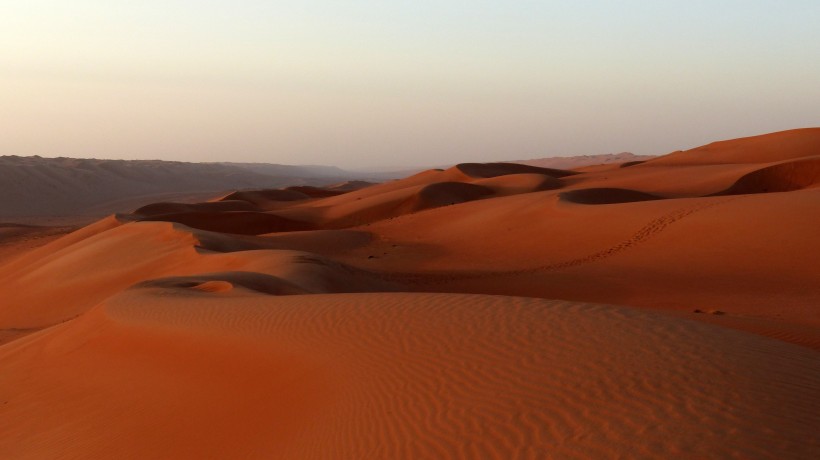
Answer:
1, 128, 819, 458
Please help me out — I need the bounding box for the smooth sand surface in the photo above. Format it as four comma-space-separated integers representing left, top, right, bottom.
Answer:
1, 128, 819, 458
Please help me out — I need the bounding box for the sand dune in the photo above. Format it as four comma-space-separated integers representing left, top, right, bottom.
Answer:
1, 290, 817, 459
473, 173, 564, 194
0, 223, 76, 265
646, 127, 820, 166
137, 211, 314, 235
1, 128, 819, 458
559, 188, 663, 205
715, 156, 820, 195
453, 162, 577, 179
403, 182, 494, 211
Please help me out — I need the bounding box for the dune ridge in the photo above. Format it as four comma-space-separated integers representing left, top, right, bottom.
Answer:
644, 127, 820, 166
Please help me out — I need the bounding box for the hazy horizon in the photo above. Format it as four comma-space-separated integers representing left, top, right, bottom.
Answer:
2, 1, 819, 168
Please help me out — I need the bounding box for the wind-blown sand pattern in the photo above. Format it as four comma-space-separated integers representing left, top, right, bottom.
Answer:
2, 291, 818, 459
1, 128, 819, 458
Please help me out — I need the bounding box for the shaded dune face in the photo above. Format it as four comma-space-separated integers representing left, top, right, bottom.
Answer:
2, 128, 820, 459
474, 173, 564, 194
137, 211, 314, 235
619, 160, 647, 168
559, 188, 663, 205
189, 280, 234, 293
285, 185, 346, 198
454, 162, 578, 179
401, 182, 495, 211
715, 157, 820, 195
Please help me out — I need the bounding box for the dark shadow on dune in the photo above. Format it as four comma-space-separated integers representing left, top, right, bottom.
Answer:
134, 200, 259, 217
402, 182, 495, 212
285, 185, 346, 198
474, 173, 565, 192
455, 162, 578, 179
326, 180, 377, 192
190, 229, 374, 254
136, 211, 313, 235
620, 160, 647, 168
712, 157, 820, 196
529, 175, 565, 191
560, 188, 663, 205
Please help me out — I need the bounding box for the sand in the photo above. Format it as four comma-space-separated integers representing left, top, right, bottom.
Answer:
1, 128, 819, 458
0, 223, 78, 264
1, 290, 818, 458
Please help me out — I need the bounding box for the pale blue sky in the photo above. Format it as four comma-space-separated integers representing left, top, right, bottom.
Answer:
1, 1, 818, 167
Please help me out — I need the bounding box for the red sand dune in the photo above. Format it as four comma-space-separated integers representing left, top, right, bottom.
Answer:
646, 127, 820, 165
1, 128, 819, 458
715, 156, 820, 195
137, 211, 314, 235
559, 188, 663, 204
453, 162, 578, 179
1, 291, 817, 459
402, 182, 494, 212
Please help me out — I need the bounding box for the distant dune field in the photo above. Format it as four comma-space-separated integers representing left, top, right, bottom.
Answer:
1, 128, 819, 458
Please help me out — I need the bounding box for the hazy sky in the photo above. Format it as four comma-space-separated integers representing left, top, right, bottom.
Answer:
2, 1, 819, 168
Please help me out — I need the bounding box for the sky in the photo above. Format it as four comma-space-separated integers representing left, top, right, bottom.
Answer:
1, 1, 819, 169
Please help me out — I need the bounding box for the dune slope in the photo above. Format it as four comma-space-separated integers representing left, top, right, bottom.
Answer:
1, 291, 818, 459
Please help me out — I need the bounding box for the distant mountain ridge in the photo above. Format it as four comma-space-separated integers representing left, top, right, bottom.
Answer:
221, 162, 350, 178
0, 156, 359, 220
511, 152, 656, 170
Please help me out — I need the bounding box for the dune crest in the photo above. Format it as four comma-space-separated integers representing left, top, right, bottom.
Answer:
645, 127, 820, 166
